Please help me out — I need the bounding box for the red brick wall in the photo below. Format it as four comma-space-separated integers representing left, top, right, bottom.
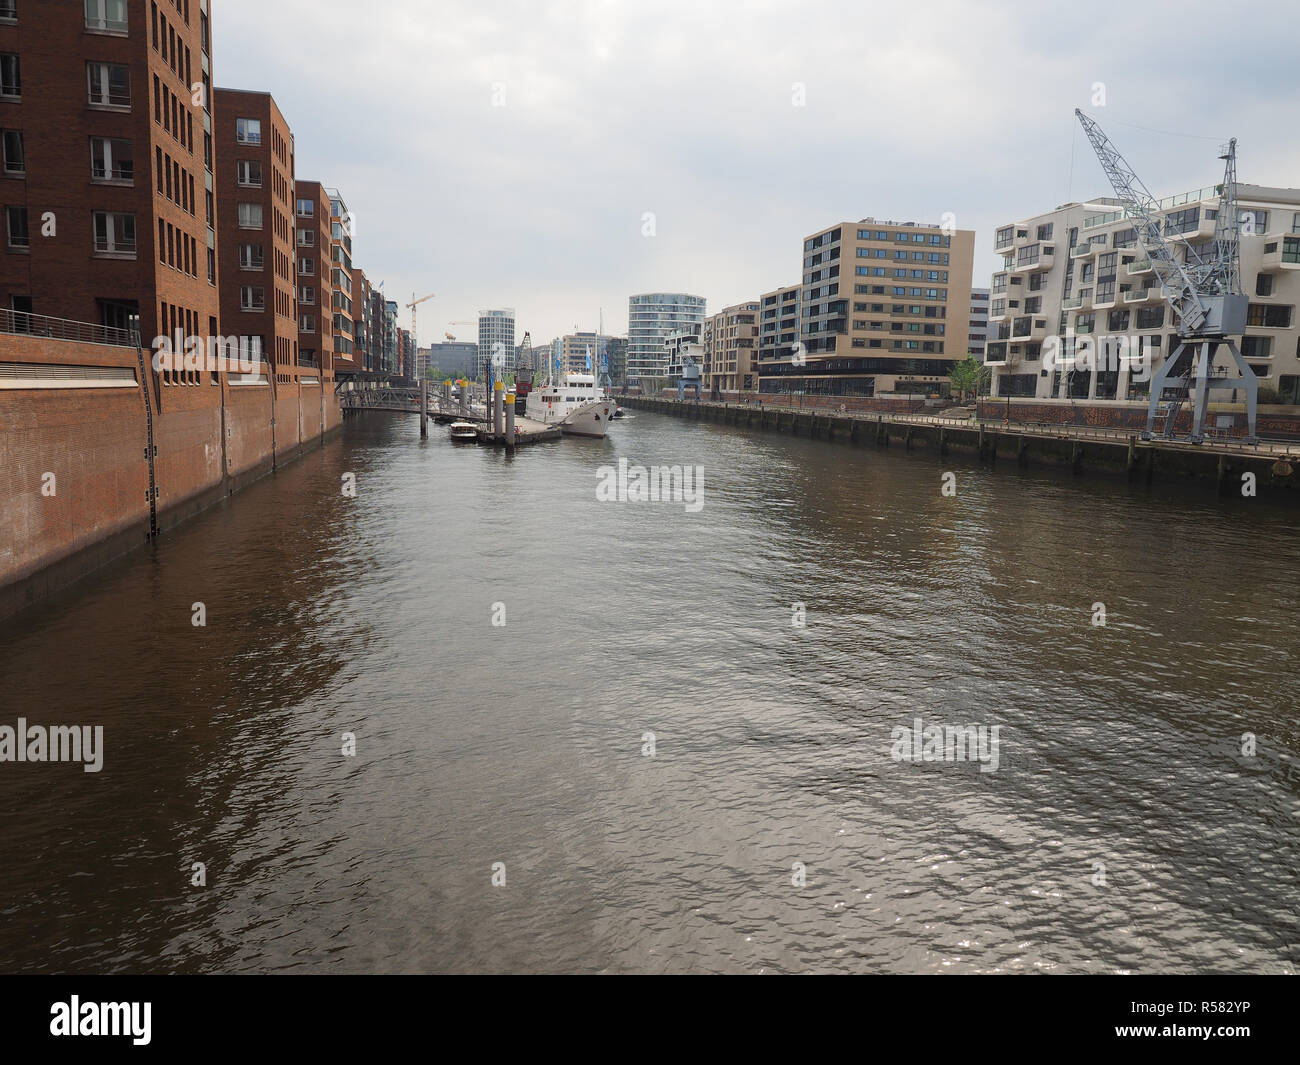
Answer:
1, 331, 342, 614
0, 340, 149, 585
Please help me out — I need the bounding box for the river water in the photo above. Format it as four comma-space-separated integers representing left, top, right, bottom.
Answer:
1, 409, 1297, 974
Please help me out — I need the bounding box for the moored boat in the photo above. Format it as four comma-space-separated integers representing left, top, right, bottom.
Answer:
448, 421, 478, 441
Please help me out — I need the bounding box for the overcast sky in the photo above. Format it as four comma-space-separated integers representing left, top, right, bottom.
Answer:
217, 0, 1300, 346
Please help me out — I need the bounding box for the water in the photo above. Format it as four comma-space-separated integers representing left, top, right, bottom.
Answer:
1, 410, 1297, 974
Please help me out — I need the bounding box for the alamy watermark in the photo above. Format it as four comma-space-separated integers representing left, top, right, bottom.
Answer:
0, 719, 103, 772
596, 458, 704, 512
151, 330, 264, 376
890, 717, 1001, 773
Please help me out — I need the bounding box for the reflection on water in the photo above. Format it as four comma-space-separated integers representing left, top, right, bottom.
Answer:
0, 410, 1296, 973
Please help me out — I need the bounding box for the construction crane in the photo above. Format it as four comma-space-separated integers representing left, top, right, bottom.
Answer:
406, 292, 435, 345
1074, 109, 1257, 444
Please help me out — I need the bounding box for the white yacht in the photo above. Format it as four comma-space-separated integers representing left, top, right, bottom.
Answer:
528, 373, 615, 438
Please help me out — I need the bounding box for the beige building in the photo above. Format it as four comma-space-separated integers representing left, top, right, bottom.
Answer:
757, 283, 802, 367
758, 218, 975, 396
702, 301, 760, 393
560, 332, 601, 374
986, 184, 1300, 404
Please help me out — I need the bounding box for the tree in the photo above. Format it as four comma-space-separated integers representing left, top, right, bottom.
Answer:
948, 357, 990, 406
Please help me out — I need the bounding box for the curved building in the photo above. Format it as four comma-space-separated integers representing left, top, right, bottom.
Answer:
627, 293, 706, 389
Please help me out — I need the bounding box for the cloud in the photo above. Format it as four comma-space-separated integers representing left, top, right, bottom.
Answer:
215, 0, 1300, 344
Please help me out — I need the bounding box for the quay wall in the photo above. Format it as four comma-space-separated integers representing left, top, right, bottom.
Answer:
0, 334, 341, 619
620, 395, 1300, 499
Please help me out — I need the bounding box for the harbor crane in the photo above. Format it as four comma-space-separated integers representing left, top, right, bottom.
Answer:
406, 292, 435, 345
1074, 109, 1257, 444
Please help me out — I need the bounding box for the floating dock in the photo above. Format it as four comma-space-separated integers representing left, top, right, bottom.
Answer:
475, 416, 560, 447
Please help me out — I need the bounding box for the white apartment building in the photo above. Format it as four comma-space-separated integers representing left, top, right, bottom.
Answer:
627, 293, 706, 388
477, 307, 516, 378
986, 185, 1300, 404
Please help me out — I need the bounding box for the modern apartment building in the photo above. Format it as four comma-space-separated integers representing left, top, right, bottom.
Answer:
702, 300, 760, 393
214, 88, 297, 383
985, 184, 1300, 404
383, 298, 398, 374
0, 0, 217, 350
603, 336, 627, 384
757, 283, 801, 367
423, 339, 477, 379
759, 218, 975, 396
477, 307, 514, 378
324, 186, 353, 373
294, 179, 333, 383
968, 287, 991, 361
627, 292, 706, 388
664, 328, 703, 381
560, 331, 600, 374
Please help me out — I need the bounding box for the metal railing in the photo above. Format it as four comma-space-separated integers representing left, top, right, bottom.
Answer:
0, 308, 139, 347
630, 395, 1300, 456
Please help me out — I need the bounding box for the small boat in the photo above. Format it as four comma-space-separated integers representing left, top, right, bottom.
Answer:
448, 421, 478, 442
612, 405, 625, 418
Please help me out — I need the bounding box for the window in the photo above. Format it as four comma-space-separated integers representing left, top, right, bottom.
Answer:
1255, 273, 1274, 297
1241, 336, 1271, 359
1164, 207, 1200, 235
299, 285, 314, 304
239, 286, 264, 312
238, 243, 263, 269
1239, 209, 1268, 234
236, 160, 262, 186
1036, 222, 1053, 240
92, 210, 135, 254
87, 62, 130, 107
237, 202, 263, 229
6, 204, 28, 248
236, 118, 261, 144
2, 129, 23, 174
300, 314, 315, 332
85, 0, 127, 32
90, 137, 133, 181
1247, 303, 1292, 328
1, 53, 20, 98
0, 2, 14, 22
298, 257, 313, 274
296, 198, 314, 217
297, 228, 314, 247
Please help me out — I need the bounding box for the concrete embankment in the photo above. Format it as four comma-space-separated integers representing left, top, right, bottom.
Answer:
619, 396, 1300, 500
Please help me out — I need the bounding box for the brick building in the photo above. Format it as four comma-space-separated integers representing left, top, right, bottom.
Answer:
0, 0, 217, 353
213, 87, 297, 383
294, 178, 333, 387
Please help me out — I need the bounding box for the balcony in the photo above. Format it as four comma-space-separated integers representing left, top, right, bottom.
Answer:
1259, 237, 1300, 272
1062, 296, 1082, 310
1070, 243, 1094, 259
1009, 256, 1041, 273
1010, 317, 1047, 340
1124, 286, 1156, 303
1126, 257, 1153, 275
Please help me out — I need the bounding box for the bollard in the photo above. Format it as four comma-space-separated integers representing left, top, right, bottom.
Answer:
493, 379, 504, 440
459, 380, 468, 417
505, 393, 516, 449
420, 380, 428, 438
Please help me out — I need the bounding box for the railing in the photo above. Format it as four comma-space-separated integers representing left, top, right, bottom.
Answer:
0, 308, 138, 347
629, 395, 1300, 455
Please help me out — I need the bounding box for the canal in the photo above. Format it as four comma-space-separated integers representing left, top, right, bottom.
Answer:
0, 409, 1296, 973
